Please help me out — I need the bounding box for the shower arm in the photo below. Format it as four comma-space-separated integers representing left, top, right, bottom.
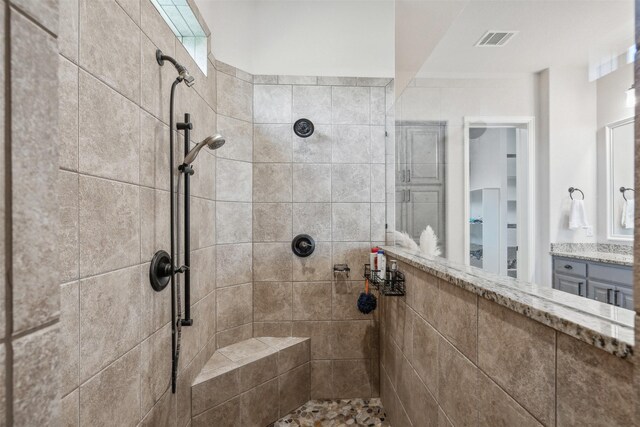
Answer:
177, 114, 194, 327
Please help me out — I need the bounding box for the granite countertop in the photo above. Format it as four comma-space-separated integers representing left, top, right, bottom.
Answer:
550, 250, 633, 267
381, 245, 634, 359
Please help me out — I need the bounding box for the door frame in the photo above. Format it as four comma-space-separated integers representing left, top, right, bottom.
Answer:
463, 116, 536, 281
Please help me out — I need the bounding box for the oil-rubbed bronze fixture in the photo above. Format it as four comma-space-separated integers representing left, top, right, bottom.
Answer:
292, 234, 315, 257
294, 118, 314, 138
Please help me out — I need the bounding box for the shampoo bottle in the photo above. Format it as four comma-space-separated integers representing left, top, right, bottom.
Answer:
377, 249, 386, 282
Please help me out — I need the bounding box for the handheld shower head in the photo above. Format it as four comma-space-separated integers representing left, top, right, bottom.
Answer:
183, 134, 226, 165
157, 49, 196, 87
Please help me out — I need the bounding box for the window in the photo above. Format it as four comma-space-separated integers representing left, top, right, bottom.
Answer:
151, 0, 208, 75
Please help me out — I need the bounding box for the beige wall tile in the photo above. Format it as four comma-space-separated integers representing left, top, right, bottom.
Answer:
253, 203, 292, 242
332, 87, 370, 125
310, 360, 333, 398
192, 396, 240, 427
216, 114, 253, 162
254, 282, 293, 321
412, 314, 438, 396
139, 388, 176, 427
277, 339, 311, 374
59, 0, 79, 62
253, 321, 292, 337
331, 320, 373, 359
332, 359, 372, 398
292, 321, 333, 359
140, 263, 171, 340
396, 354, 438, 427
293, 85, 332, 124
293, 242, 332, 281
190, 245, 217, 302
217, 202, 252, 244
279, 363, 310, 416
139, 188, 170, 263
478, 298, 555, 425
331, 242, 371, 272
61, 389, 79, 427
240, 378, 279, 426
370, 87, 386, 126
332, 203, 370, 241
79, 176, 140, 277
60, 281, 80, 396
192, 369, 240, 416
80, 348, 141, 426
332, 280, 372, 320
318, 76, 358, 86
254, 85, 292, 124
438, 337, 478, 427
332, 164, 371, 202
332, 125, 372, 163
140, 34, 175, 125
278, 75, 317, 85
216, 158, 252, 202
254, 124, 293, 162
478, 371, 542, 427
58, 171, 79, 284
217, 323, 253, 349
239, 352, 278, 392
292, 282, 332, 321
293, 163, 331, 202
293, 124, 332, 163
79, 265, 140, 381
115, 0, 140, 25
139, 110, 170, 191
58, 56, 79, 171
293, 203, 331, 241
78, 70, 140, 183
436, 282, 477, 362
11, 11, 59, 333
140, 323, 171, 415
13, 325, 60, 426
406, 266, 439, 324
217, 243, 252, 287
253, 163, 292, 202
557, 333, 634, 427
253, 243, 293, 281
79, 0, 140, 102
217, 72, 253, 122
217, 283, 253, 331
190, 197, 216, 249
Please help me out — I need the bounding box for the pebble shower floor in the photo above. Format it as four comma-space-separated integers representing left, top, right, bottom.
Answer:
274, 398, 390, 426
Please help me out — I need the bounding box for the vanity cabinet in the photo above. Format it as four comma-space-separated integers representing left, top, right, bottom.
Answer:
552, 256, 633, 309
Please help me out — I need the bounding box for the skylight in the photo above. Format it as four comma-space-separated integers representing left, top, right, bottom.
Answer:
151, 0, 208, 75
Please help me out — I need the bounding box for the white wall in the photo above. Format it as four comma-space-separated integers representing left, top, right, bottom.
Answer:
396, 75, 538, 265
545, 66, 598, 245
595, 62, 634, 243
197, 0, 394, 77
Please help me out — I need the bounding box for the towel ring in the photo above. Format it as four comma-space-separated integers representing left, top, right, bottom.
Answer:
620, 187, 635, 201
568, 187, 584, 200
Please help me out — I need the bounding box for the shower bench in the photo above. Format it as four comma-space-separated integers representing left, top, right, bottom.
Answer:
191, 337, 311, 427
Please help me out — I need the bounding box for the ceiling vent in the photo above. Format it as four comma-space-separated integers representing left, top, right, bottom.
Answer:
475, 31, 517, 47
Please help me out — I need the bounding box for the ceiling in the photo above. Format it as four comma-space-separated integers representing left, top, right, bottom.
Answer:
194, 0, 395, 77
417, 0, 634, 78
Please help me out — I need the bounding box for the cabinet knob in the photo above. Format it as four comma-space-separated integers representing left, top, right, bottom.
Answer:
564, 264, 573, 270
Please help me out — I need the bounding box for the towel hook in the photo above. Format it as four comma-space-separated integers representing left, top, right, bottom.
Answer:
568, 187, 584, 200
620, 187, 635, 201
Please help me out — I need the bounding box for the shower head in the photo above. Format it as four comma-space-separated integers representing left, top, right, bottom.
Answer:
183, 134, 226, 165
157, 49, 196, 87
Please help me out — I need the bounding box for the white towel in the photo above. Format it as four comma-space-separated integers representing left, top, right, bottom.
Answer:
568, 199, 590, 230
621, 199, 634, 229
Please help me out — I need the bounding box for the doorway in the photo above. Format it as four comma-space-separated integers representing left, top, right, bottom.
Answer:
464, 118, 535, 280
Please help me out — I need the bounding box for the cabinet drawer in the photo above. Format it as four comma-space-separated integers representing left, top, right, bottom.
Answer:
554, 259, 587, 277
589, 264, 632, 287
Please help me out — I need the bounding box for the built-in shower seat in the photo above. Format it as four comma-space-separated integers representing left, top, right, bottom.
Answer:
191, 337, 311, 427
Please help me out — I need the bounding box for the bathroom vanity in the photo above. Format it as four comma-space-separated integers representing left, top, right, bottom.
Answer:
551, 252, 633, 309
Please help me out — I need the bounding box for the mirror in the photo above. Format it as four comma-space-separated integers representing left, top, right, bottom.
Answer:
607, 118, 634, 240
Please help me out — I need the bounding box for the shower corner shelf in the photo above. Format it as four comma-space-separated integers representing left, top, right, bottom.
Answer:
363, 264, 406, 296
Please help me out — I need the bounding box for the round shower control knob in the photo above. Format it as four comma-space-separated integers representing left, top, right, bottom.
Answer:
292, 234, 315, 257
149, 250, 172, 292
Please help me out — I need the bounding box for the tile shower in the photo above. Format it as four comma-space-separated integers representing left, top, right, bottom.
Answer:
50, 0, 392, 425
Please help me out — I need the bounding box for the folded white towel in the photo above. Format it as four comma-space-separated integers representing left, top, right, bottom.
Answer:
621, 199, 634, 229
569, 199, 590, 230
